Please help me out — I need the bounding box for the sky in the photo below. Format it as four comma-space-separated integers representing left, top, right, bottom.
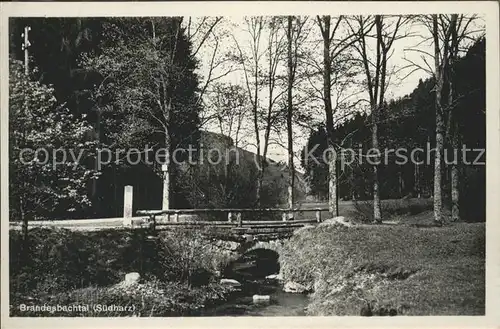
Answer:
189, 15, 484, 170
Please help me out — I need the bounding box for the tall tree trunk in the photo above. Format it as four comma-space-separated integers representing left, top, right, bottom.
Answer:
372, 15, 383, 223
434, 106, 445, 224
398, 171, 403, 197
162, 18, 183, 212
320, 15, 339, 217
450, 152, 460, 221
414, 161, 420, 198
351, 165, 356, 201
448, 14, 460, 222
20, 196, 28, 243
162, 96, 172, 211
254, 71, 262, 208
450, 111, 460, 222
372, 113, 382, 222
256, 122, 263, 207
432, 15, 444, 224
286, 16, 295, 216
450, 105, 460, 222
256, 170, 263, 206
162, 130, 171, 210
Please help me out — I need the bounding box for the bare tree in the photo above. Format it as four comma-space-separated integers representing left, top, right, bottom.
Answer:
447, 15, 460, 222
315, 15, 359, 216
430, 14, 454, 224
446, 14, 481, 222
155, 17, 182, 211
185, 17, 237, 108
206, 82, 248, 148
159, 17, 224, 210
434, 14, 479, 223
263, 17, 288, 174
281, 16, 310, 213
286, 16, 295, 214
232, 17, 292, 206
402, 14, 482, 223
348, 15, 406, 223
232, 17, 265, 205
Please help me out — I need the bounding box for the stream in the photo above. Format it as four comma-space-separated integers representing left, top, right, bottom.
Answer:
202, 248, 310, 316
203, 278, 309, 316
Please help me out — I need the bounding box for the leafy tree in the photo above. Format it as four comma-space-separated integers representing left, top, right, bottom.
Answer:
81, 18, 201, 210
9, 59, 99, 238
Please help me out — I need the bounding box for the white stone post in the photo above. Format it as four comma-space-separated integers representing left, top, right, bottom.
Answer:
315, 210, 322, 222
123, 185, 133, 226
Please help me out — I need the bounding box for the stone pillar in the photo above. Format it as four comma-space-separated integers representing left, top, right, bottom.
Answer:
315, 210, 322, 222
123, 185, 133, 226
162, 164, 170, 211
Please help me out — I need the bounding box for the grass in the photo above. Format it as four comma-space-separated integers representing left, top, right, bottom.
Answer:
279, 215, 485, 315
290, 198, 434, 223
350, 198, 435, 223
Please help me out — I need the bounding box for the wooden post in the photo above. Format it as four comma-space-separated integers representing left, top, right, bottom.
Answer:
20, 26, 31, 244
282, 212, 287, 221
151, 215, 156, 231
237, 212, 242, 227
174, 213, 179, 223
123, 185, 133, 226
315, 210, 322, 222
22, 26, 31, 75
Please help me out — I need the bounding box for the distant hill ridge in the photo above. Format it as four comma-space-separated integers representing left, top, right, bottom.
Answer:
199, 130, 307, 203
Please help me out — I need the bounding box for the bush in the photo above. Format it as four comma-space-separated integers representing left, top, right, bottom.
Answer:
10, 281, 234, 317
10, 227, 232, 298
10, 227, 239, 317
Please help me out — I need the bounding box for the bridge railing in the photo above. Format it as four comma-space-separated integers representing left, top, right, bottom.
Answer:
136, 207, 330, 230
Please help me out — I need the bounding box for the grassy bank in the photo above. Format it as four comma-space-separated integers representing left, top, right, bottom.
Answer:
280, 218, 485, 315
10, 227, 237, 316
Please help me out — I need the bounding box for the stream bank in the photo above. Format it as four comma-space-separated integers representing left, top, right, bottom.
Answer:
279, 220, 486, 315
10, 227, 312, 317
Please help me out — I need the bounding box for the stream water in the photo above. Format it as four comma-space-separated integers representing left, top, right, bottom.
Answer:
203, 278, 310, 316
202, 248, 310, 316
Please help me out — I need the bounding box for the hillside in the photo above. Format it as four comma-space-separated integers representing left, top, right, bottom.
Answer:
198, 131, 308, 207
